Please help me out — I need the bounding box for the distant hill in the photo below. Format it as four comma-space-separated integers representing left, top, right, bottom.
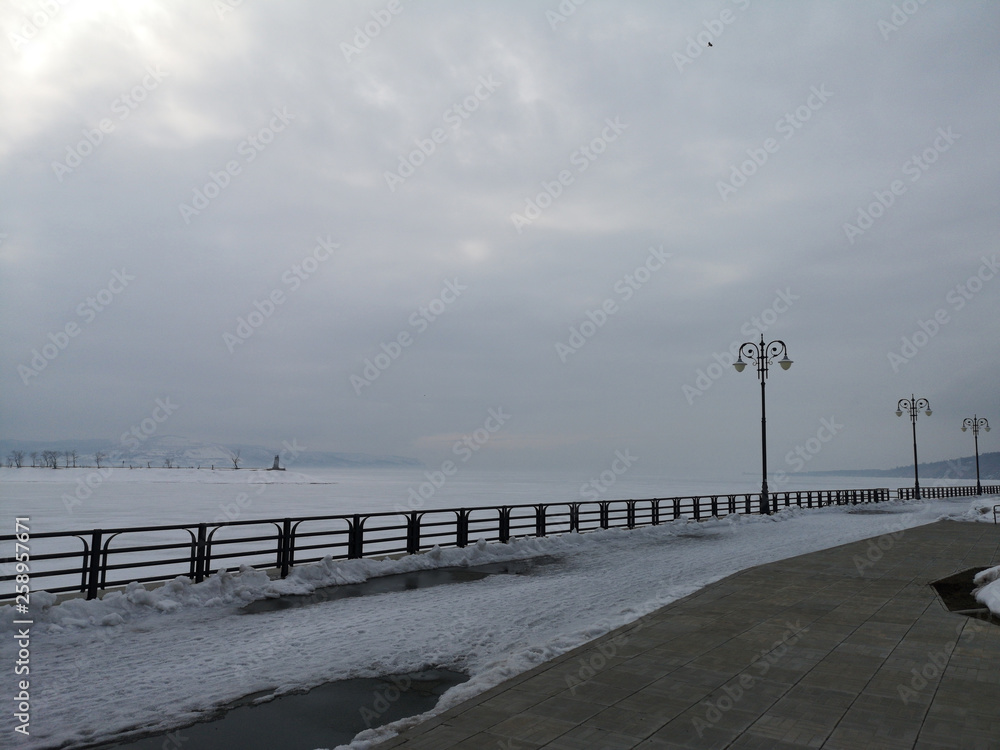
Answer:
801, 451, 999, 481
0, 435, 423, 469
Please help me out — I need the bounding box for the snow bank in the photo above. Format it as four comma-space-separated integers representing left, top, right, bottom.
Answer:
933, 497, 1000, 523
974, 564, 1000, 616
0, 536, 552, 634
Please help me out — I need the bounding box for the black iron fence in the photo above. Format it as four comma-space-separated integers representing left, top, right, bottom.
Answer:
2, 484, 996, 602
895, 485, 997, 500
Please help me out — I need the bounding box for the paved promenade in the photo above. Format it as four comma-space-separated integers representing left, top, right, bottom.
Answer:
375, 520, 1000, 749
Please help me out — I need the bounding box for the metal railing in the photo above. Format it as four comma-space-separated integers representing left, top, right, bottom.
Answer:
2, 485, 995, 602
895, 484, 998, 501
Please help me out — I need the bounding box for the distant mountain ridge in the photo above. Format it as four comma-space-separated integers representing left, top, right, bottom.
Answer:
0, 436, 423, 469
800, 451, 999, 481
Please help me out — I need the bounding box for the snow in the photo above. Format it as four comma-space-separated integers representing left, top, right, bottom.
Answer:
974, 563, 1000, 616
0, 466, 940, 532
1, 471, 995, 750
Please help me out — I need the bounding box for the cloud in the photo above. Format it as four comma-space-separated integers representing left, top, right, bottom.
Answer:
1, 0, 998, 477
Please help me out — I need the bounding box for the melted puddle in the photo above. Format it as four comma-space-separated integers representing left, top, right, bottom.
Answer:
91, 668, 468, 750
243, 556, 555, 614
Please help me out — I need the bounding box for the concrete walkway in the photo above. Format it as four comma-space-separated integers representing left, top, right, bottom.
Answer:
374, 521, 1000, 749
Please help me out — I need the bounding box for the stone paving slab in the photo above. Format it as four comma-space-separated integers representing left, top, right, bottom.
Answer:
373, 521, 1000, 749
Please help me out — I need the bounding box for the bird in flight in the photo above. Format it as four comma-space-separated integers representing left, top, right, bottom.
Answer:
707, 42, 713, 47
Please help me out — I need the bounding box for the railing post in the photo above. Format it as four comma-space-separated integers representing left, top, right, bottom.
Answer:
627, 500, 636, 529
570, 503, 580, 532
279, 518, 292, 578
673, 498, 681, 520
86, 530, 103, 600
194, 523, 207, 583
407, 511, 420, 554
600, 502, 610, 529
693, 496, 701, 521
534, 505, 546, 538
457, 509, 469, 547
348, 514, 363, 559
499, 507, 510, 543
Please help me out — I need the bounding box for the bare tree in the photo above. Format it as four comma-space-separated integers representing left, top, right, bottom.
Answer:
164, 457, 174, 469
11, 450, 24, 468
229, 449, 241, 470
64, 450, 72, 468
29, 451, 38, 468
94, 451, 107, 469
42, 450, 59, 469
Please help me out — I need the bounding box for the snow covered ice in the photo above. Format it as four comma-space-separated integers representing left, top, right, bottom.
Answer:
1, 476, 995, 750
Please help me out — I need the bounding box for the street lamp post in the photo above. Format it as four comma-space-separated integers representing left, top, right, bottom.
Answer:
733, 335, 793, 515
896, 395, 931, 500
961, 416, 990, 495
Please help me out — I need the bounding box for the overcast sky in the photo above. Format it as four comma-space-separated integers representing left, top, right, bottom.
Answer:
1, 0, 997, 480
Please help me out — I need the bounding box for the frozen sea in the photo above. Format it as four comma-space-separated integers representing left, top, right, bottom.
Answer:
0, 465, 957, 532
1, 468, 995, 750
